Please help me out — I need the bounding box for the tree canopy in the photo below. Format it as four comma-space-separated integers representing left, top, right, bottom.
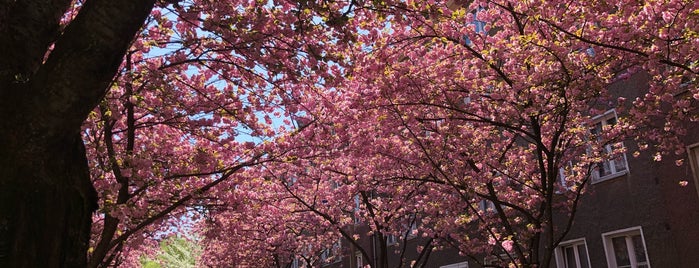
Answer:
0, 0, 697, 267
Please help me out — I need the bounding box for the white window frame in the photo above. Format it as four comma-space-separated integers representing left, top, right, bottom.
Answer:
601, 227, 651, 268
440, 261, 469, 268
554, 238, 591, 268
355, 251, 363, 268
687, 143, 699, 198
557, 161, 580, 193
589, 110, 629, 183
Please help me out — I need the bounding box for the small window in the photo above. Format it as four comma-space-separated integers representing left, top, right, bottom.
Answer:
478, 199, 495, 212
602, 227, 650, 268
589, 110, 629, 183
386, 234, 398, 245
355, 252, 363, 268
555, 239, 591, 268
291, 258, 307, 268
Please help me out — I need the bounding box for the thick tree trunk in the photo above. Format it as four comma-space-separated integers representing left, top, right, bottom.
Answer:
0, 135, 97, 267
0, 0, 155, 266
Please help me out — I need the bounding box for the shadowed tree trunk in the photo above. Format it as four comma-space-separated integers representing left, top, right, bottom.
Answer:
0, 0, 156, 266
0, 135, 97, 267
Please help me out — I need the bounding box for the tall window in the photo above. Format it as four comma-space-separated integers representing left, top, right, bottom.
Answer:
590, 110, 629, 182
355, 252, 363, 268
602, 227, 650, 268
555, 239, 590, 268
386, 234, 398, 245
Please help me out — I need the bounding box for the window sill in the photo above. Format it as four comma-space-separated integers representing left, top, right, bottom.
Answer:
591, 170, 628, 184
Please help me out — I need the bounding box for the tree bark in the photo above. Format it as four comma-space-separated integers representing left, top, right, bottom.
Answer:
0, 0, 156, 266
0, 135, 97, 267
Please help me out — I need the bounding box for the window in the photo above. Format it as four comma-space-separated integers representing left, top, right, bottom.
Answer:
478, 199, 495, 212
558, 161, 577, 191
291, 258, 307, 268
355, 252, 363, 268
406, 219, 418, 239
590, 110, 629, 182
440, 261, 469, 268
602, 227, 650, 268
321, 238, 342, 265
555, 239, 591, 268
386, 234, 398, 245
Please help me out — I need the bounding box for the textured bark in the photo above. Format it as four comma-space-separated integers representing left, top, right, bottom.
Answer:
0, 136, 96, 267
0, 0, 156, 266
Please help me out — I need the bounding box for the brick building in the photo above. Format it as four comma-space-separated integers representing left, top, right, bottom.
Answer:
549, 72, 699, 268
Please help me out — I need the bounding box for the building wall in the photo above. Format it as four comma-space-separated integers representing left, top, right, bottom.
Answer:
553, 72, 699, 268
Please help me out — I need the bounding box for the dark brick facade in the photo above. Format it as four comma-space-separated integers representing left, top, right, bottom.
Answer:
555, 72, 699, 268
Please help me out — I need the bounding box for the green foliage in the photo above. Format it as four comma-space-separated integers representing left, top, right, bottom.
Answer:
140, 236, 202, 268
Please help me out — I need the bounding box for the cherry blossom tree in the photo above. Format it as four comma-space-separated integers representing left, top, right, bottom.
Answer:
251, 0, 698, 267
82, 1, 357, 266
2, 0, 697, 267
0, 0, 351, 266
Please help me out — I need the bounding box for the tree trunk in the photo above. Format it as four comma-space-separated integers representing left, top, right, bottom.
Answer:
0, 135, 97, 267
0, 0, 155, 266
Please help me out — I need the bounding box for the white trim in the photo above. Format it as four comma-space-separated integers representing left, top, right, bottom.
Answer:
554, 238, 591, 268
593, 169, 629, 184
589, 109, 630, 184
355, 251, 363, 268
601, 226, 651, 268
687, 143, 699, 198
589, 109, 618, 122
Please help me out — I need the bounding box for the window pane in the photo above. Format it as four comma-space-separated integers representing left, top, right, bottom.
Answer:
612, 237, 631, 267
599, 160, 612, 177
564, 246, 577, 268
577, 244, 590, 268
590, 123, 602, 136
632, 235, 648, 263
613, 155, 627, 172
